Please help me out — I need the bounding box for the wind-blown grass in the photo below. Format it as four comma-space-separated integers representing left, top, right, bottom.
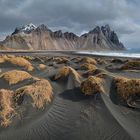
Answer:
55, 66, 82, 84
0, 55, 34, 71
15, 79, 53, 109
114, 77, 140, 100
81, 57, 97, 64
81, 63, 97, 71
0, 89, 16, 127
0, 70, 33, 85
38, 64, 46, 70
80, 76, 104, 95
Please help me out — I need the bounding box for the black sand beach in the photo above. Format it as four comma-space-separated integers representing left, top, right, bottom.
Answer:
0, 52, 140, 140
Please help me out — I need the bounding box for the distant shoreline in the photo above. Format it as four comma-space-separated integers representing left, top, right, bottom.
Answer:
0, 50, 139, 59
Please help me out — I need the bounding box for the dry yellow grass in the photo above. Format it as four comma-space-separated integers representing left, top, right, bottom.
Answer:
81, 63, 97, 71
114, 77, 140, 100
0, 55, 9, 63
21, 55, 35, 61
55, 66, 69, 79
69, 67, 82, 84
0, 56, 5, 63
38, 64, 46, 70
0, 55, 34, 71
121, 60, 140, 70
52, 57, 69, 64
8, 56, 34, 71
80, 76, 104, 95
15, 79, 53, 109
0, 89, 15, 127
71, 57, 82, 62
33, 57, 46, 63
82, 69, 98, 78
81, 57, 97, 64
55, 66, 81, 84
0, 70, 33, 85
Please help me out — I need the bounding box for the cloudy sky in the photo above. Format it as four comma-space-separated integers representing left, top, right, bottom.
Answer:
0, 0, 140, 49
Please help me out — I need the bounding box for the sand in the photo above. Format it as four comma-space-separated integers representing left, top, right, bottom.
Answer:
0, 52, 139, 140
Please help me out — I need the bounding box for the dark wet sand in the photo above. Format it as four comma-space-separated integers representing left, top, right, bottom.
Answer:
0, 52, 140, 140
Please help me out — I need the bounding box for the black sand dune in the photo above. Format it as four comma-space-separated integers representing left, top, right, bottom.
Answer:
0, 53, 140, 140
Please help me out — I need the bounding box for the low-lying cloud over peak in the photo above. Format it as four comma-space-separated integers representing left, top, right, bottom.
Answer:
0, 0, 140, 48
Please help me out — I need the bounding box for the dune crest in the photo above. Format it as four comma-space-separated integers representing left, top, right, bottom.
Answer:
55, 66, 82, 85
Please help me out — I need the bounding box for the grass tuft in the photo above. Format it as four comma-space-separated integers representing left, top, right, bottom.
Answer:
52, 57, 69, 64
0, 89, 15, 127
38, 64, 46, 70
81, 57, 97, 64
114, 77, 140, 100
0, 70, 33, 85
0, 55, 34, 71
80, 76, 104, 95
121, 60, 140, 70
15, 79, 53, 109
55, 66, 81, 84
81, 63, 97, 71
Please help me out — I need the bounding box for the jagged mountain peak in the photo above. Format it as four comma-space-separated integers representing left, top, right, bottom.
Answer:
12, 23, 37, 35
1, 23, 125, 50
102, 24, 111, 31
36, 24, 48, 30
53, 30, 63, 38
34, 24, 53, 34
24, 23, 36, 30
89, 26, 101, 34
89, 24, 111, 34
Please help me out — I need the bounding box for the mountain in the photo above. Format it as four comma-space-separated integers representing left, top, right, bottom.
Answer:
12, 23, 37, 34
0, 24, 125, 50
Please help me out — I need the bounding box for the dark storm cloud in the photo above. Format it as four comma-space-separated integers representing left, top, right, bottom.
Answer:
0, 0, 140, 48
0, 0, 30, 32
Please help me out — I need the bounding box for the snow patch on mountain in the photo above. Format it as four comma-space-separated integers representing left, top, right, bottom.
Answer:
12, 23, 37, 34
22, 23, 36, 32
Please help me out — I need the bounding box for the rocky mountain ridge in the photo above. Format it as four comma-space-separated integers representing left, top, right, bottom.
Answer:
0, 24, 125, 50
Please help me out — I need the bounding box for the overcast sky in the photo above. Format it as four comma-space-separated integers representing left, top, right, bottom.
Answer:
0, 0, 140, 49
